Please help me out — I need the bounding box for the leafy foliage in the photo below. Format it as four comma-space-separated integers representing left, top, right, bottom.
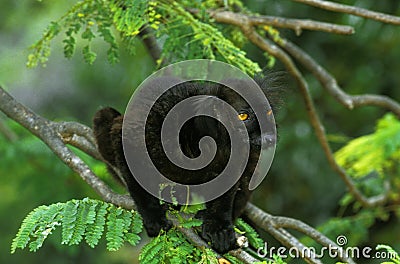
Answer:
335, 113, 400, 180
27, 0, 263, 75
139, 228, 219, 264
11, 198, 142, 253
139, 205, 228, 264
155, 1, 261, 75
334, 113, 400, 206
297, 113, 400, 257
235, 218, 264, 249
376, 245, 400, 264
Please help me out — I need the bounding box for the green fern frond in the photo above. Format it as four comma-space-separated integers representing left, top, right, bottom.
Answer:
106, 206, 127, 251
199, 248, 219, 264
139, 234, 164, 263
61, 200, 79, 245
335, 113, 400, 178
11, 203, 63, 253
139, 228, 218, 264
131, 210, 143, 234
69, 199, 93, 245
223, 254, 243, 264
180, 218, 203, 228
376, 244, 400, 264
11, 198, 142, 253
157, 0, 261, 76
236, 218, 264, 249
28, 0, 263, 76
85, 201, 108, 248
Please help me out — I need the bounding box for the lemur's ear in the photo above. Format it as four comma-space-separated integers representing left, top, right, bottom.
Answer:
254, 71, 287, 114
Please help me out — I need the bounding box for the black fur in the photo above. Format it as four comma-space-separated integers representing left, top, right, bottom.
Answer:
93, 75, 282, 253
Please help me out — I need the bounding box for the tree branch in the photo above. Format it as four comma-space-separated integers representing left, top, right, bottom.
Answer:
169, 215, 261, 263
0, 86, 134, 209
206, 10, 354, 35
245, 203, 355, 264
52, 121, 102, 160
138, 27, 163, 64
281, 40, 400, 117
292, 0, 400, 25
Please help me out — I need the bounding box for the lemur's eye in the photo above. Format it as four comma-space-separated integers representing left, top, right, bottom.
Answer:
238, 113, 249, 121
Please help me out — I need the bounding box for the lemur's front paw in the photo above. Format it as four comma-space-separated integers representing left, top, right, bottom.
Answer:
201, 224, 237, 253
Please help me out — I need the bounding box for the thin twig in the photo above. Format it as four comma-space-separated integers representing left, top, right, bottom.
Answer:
51, 121, 102, 160
282, 40, 400, 117
292, 0, 400, 25
55, 121, 97, 146
210, 10, 354, 35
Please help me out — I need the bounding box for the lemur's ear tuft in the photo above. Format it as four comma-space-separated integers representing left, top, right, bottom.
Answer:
254, 71, 288, 114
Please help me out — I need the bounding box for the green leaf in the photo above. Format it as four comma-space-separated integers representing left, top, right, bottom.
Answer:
63, 36, 76, 58
105, 206, 125, 251
335, 113, 400, 178
81, 27, 95, 41
235, 218, 264, 249
82, 45, 97, 65
61, 200, 79, 245
180, 218, 203, 228
376, 245, 400, 264
85, 202, 108, 248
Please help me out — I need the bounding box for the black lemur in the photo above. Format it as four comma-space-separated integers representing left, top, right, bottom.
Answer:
93, 75, 281, 253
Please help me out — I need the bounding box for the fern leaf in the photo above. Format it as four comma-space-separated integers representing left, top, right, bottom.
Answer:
69, 200, 91, 245
139, 236, 164, 263
29, 203, 63, 252
120, 210, 140, 246
223, 255, 242, 264
85, 199, 97, 225
236, 218, 264, 249
12, 198, 142, 253
105, 206, 125, 251
85, 201, 108, 248
335, 113, 400, 178
180, 218, 203, 228
61, 200, 79, 245
199, 248, 219, 264
12, 205, 50, 253
11, 203, 63, 253
131, 210, 143, 234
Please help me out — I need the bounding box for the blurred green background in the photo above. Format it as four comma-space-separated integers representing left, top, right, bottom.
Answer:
0, 1, 399, 263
